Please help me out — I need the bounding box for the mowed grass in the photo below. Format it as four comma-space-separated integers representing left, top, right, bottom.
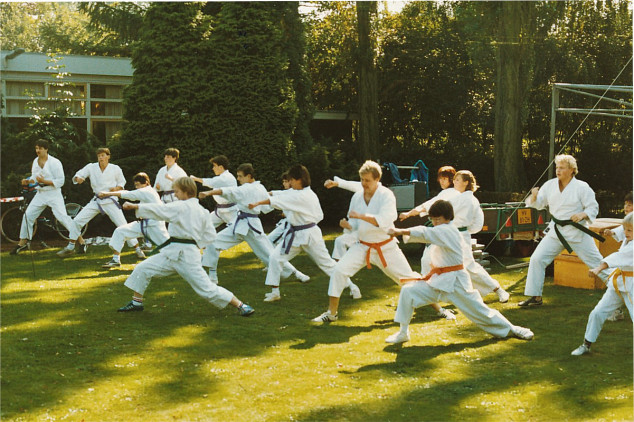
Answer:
1, 234, 632, 422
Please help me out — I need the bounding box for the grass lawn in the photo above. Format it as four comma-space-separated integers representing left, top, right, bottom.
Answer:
1, 234, 632, 421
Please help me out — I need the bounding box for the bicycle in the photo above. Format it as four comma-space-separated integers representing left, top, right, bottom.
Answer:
0, 184, 88, 244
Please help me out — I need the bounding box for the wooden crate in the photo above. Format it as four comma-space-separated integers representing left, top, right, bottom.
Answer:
553, 218, 623, 289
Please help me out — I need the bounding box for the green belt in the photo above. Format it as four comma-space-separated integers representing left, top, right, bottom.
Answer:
551, 216, 605, 253
149, 237, 198, 256
458, 226, 468, 232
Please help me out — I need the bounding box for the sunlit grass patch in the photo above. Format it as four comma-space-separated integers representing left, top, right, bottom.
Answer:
1, 239, 632, 421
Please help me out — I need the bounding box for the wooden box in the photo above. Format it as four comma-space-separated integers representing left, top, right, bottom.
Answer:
553, 218, 623, 289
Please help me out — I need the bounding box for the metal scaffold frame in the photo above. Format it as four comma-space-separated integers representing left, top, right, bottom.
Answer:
548, 82, 633, 179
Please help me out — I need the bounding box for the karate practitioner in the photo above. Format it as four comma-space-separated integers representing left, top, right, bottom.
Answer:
520, 155, 606, 306
602, 192, 633, 322
248, 165, 361, 302
323, 176, 362, 260
266, 172, 292, 247
58, 148, 133, 257
11, 139, 80, 255
199, 163, 309, 284
190, 155, 237, 228
98, 172, 169, 268
398, 166, 460, 221
449, 171, 510, 302
155, 148, 188, 203
117, 177, 254, 316
385, 200, 534, 344
312, 161, 454, 323
571, 212, 632, 355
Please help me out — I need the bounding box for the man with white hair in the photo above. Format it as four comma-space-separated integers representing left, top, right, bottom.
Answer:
519, 154, 606, 307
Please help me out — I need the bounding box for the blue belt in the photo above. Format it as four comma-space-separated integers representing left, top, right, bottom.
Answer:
94, 195, 122, 215
233, 211, 261, 235
214, 202, 236, 219
281, 222, 317, 254
139, 218, 156, 246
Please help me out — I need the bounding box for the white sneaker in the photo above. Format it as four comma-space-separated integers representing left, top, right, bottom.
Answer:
385, 331, 410, 344
571, 344, 590, 356
135, 248, 146, 259
294, 271, 310, 283
511, 325, 534, 340
496, 288, 510, 303
349, 283, 362, 299
607, 308, 625, 322
311, 310, 338, 323
437, 308, 456, 321
264, 291, 281, 302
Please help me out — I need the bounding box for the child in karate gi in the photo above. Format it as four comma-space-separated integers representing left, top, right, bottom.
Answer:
448, 170, 510, 303
520, 155, 606, 306
198, 163, 309, 284
190, 155, 238, 228
571, 212, 632, 355
602, 192, 633, 321
155, 148, 188, 203
98, 172, 169, 267
117, 177, 254, 316
58, 147, 135, 257
312, 161, 454, 323
11, 139, 80, 255
266, 172, 292, 247
385, 200, 534, 344
248, 165, 361, 302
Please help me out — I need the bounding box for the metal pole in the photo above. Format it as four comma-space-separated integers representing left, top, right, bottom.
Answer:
549, 85, 559, 180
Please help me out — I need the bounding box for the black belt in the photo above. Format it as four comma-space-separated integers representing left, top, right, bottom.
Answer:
233, 211, 261, 235
271, 220, 289, 244
149, 237, 198, 256
551, 216, 605, 253
281, 222, 316, 254
458, 226, 468, 232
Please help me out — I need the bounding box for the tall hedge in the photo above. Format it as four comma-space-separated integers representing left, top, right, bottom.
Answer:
116, 2, 211, 180
203, 2, 299, 186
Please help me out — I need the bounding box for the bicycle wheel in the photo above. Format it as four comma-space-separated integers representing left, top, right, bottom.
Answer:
1, 206, 37, 243
55, 202, 88, 240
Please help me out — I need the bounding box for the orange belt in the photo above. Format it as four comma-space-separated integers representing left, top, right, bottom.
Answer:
610, 268, 633, 305
400, 264, 464, 284
359, 238, 394, 269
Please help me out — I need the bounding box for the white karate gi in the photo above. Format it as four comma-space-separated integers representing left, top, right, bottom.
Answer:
332, 229, 358, 260
328, 184, 420, 297
583, 239, 632, 343
124, 198, 234, 308
447, 190, 501, 296
268, 217, 289, 245
201, 170, 238, 227
331, 176, 363, 259
108, 186, 170, 252
200, 181, 298, 278
395, 224, 515, 338
264, 187, 344, 287
417, 187, 461, 277
19, 155, 79, 240
72, 162, 136, 246
525, 177, 605, 296
154, 163, 188, 203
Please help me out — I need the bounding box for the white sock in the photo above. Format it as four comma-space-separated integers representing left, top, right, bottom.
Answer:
399, 323, 409, 335
272, 287, 280, 295
112, 255, 121, 263
66, 243, 75, 250
135, 246, 143, 252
